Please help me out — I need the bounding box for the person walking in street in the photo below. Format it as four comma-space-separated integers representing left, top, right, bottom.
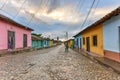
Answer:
64, 42, 69, 52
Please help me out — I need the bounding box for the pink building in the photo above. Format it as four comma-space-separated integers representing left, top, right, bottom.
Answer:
0, 14, 33, 50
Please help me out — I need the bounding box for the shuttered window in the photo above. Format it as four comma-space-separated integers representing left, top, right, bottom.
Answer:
93, 35, 97, 46
83, 37, 85, 45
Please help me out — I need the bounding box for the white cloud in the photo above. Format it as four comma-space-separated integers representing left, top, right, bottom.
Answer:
0, 0, 120, 40
0, 0, 82, 25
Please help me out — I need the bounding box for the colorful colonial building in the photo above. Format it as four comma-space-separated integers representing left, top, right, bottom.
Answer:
74, 23, 104, 56
49, 39, 54, 47
103, 7, 120, 62
66, 39, 74, 49
82, 23, 104, 56
73, 7, 120, 62
32, 34, 55, 48
0, 14, 33, 50
74, 34, 82, 51
32, 35, 43, 48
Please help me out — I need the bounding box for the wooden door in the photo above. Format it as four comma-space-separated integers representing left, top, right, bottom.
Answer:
8, 31, 15, 49
23, 34, 27, 48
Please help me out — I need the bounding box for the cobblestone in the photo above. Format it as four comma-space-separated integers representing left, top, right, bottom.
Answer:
0, 45, 119, 80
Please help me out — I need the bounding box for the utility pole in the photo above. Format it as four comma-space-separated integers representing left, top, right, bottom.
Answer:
57, 36, 59, 45
65, 32, 69, 52
66, 32, 68, 41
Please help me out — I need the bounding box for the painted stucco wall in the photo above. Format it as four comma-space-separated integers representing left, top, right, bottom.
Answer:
50, 41, 53, 46
32, 40, 37, 48
43, 40, 49, 47
0, 20, 32, 50
68, 39, 74, 48
103, 14, 120, 53
32, 40, 43, 48
74, 35, 82, 48
82, 24, 104, 56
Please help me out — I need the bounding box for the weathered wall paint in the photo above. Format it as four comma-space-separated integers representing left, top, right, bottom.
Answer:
82, 24, 104, 56
0, 20, 32, 50
103, 14, 120, 53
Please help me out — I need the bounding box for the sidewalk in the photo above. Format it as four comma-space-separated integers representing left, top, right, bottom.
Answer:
0, 48, 33, 57
0, 45, 58, 57
73, 49, 120, 74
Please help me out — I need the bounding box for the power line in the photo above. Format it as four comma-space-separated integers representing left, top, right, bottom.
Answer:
27, 0, 51, 26
36, 0, 57, 25
0, 0, 8, 10
65, 0, 86, 26
80, 0, 96, 29
89, 0, 100, 22
26, 0, 43, 26
70, 0, 82, 17
14, 0, 28, 19
75, 0, 86, 22
81, 0, 100, 29
0, 0, 28, 20
0, 0, 14, 17
0, 0, 15, 18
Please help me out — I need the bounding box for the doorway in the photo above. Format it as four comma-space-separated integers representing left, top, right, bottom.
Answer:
23, 34, 27, 48
8, 31, 15, 49
86, 37, 90, 52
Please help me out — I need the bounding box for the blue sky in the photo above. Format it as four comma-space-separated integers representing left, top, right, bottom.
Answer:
0, 0, 120, 41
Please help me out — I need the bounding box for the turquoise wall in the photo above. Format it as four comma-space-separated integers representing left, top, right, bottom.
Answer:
32, 40, 43, 48
32, 40, 50, 48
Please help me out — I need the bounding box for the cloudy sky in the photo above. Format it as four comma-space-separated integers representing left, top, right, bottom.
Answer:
0, 0, 120, 41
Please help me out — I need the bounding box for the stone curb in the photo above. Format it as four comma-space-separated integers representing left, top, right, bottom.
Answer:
73, 49, 120, 74
0, 45, 58, 57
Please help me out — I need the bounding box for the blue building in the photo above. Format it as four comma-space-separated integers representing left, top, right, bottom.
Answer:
42, 38, 50, 47
74, 34, 82, 51
103, 7, 120, 62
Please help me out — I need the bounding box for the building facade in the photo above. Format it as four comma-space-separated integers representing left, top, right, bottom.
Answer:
74, 35, 82, 51
43, 39, 50, 47
66, 39, 74, 49
50, 40, 54, 47
82, 24, 104, 56
73, 7, 120, 62
32, 35, 43, 48
0, 14, 33, 50
103, 13, 120, 62
32, 35, 54, 48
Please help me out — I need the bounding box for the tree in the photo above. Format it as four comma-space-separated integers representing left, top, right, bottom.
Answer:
32, 33, 42, 37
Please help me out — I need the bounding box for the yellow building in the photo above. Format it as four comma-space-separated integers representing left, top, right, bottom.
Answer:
67, 39, 74, 48
82, 24, 104, 56
50, 40, 53, 46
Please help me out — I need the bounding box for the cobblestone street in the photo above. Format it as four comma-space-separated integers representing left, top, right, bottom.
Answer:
0, 44, 120, 80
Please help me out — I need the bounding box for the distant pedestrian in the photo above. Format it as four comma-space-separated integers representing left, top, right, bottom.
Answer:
64, 42, 69, 52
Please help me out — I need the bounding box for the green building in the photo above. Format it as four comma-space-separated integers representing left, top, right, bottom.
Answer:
32, 35, 44, 48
